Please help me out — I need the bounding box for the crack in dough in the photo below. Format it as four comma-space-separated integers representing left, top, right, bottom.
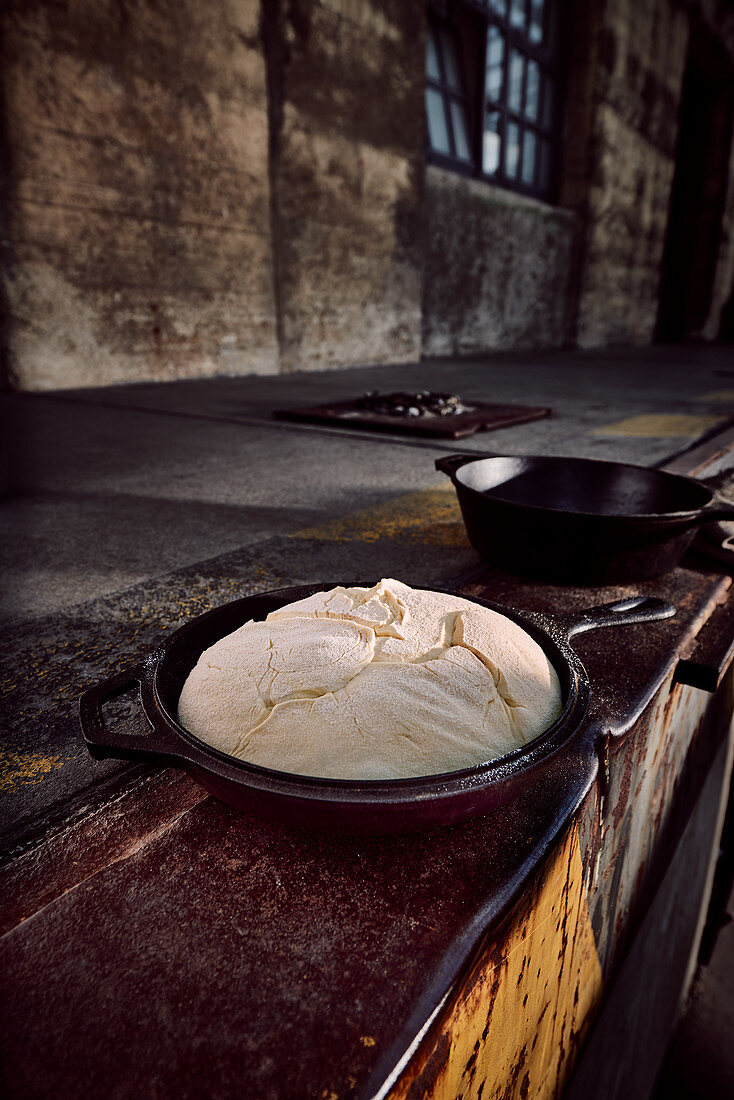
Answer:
177, 579, 563, 778
178, 617, 375, 757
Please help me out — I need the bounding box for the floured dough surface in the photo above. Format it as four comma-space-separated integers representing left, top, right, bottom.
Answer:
177, 579, 563, 779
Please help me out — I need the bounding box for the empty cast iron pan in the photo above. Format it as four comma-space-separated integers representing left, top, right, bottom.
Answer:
79, 584, 674, 833
436, 453, 734, 583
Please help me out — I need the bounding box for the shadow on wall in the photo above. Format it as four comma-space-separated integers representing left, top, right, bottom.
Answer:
0, 53, 16, 391
656, 18, 734, 343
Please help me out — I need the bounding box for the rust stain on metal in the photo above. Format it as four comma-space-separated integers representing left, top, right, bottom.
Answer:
387, 824, 603, 1100
589, 667, 722, 970
609, 747, 634, 831
404, 1034, 451, 1099
0, 770, 207, 935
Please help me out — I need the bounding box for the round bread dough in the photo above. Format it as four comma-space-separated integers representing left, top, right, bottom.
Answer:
177, 579, 563, 779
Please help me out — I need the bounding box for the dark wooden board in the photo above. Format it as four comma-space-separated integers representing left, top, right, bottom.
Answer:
273, 399, 552, 437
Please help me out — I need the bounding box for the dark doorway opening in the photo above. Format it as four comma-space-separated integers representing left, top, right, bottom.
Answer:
656, 20, 734, 342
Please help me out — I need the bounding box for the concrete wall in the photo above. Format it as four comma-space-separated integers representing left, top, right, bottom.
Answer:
573, 0, 690, 347
1, 0, 427, 390
2, 0, 279, 390
421, 166, 576, 356
704, 133, 734, 339
699, 1, 734, 341
267, 0, 425, 373
2, 0, 733, 390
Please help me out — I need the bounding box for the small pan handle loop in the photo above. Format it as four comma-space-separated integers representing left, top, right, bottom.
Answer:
557, 596, 676, 639
79, 665, 187, 765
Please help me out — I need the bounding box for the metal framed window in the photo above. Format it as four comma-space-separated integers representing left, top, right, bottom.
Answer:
426, 0, 563, 202
426, 21, 473, 163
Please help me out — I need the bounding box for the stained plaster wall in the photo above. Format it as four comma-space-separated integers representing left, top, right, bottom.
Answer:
0, 0, 585, 391
704, 133, 734, 340
698, 0, 734, 341
572, 0, 690, 347
266, 0, 426, 373
1, 0, 427, 390
3, 0, 732, 392
421, 166, 576, 356
1, 0, 278, 390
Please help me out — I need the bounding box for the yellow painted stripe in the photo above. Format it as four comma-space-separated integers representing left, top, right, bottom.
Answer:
593, 413, 723, 438
291, 485, 470, 547
695, 390, 734, 403
0, 748, 66, 792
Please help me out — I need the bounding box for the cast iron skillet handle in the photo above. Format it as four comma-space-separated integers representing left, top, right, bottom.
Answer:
555, 596, 676, 639
695, 477, 734, 523
697, 467, 734, 495
697, 468, 734, 522
79, 665, 186, 765
435, 452, 498, 478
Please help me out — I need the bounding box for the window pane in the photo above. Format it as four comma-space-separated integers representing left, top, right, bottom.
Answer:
426, 88, 450, 154
505, 121, 520, 178
450, 100, 472, 161
539, 137, 553, 191
426, 26, 441, 82
522, 129, 537, 184
529, 0, 545, 43
483, 110, 501, 174
487, 0, 508, 16
542, 77, 555, 129
509, 0, 526, 30
441, 29, 462, 92
525, 60, 540, 121
508, 49, 524, 112
485, 25, 505, 101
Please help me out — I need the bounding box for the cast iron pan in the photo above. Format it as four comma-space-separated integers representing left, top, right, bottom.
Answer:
436, 453, 734, 583
79, 584, 674, 833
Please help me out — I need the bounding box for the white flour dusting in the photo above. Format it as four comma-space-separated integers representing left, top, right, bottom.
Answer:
177, 578, 562, 779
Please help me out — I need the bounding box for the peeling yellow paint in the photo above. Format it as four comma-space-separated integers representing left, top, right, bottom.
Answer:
291, 486, 469, 546
593, 413, 723, 438
0, 748, 66, 792
389, 824, 603, 1100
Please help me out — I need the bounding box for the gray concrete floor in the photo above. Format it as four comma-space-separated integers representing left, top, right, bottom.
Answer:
3, 343, 734, 623
2, 343, 734, 1092
1, 397, 455, 620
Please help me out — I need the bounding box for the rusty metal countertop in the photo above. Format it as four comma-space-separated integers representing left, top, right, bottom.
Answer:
1, 373, 734, 1098
1, 567, 733, 1097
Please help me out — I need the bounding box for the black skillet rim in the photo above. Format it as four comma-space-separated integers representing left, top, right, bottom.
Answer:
143, 582, 590, 801
451, 453, 713, 522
